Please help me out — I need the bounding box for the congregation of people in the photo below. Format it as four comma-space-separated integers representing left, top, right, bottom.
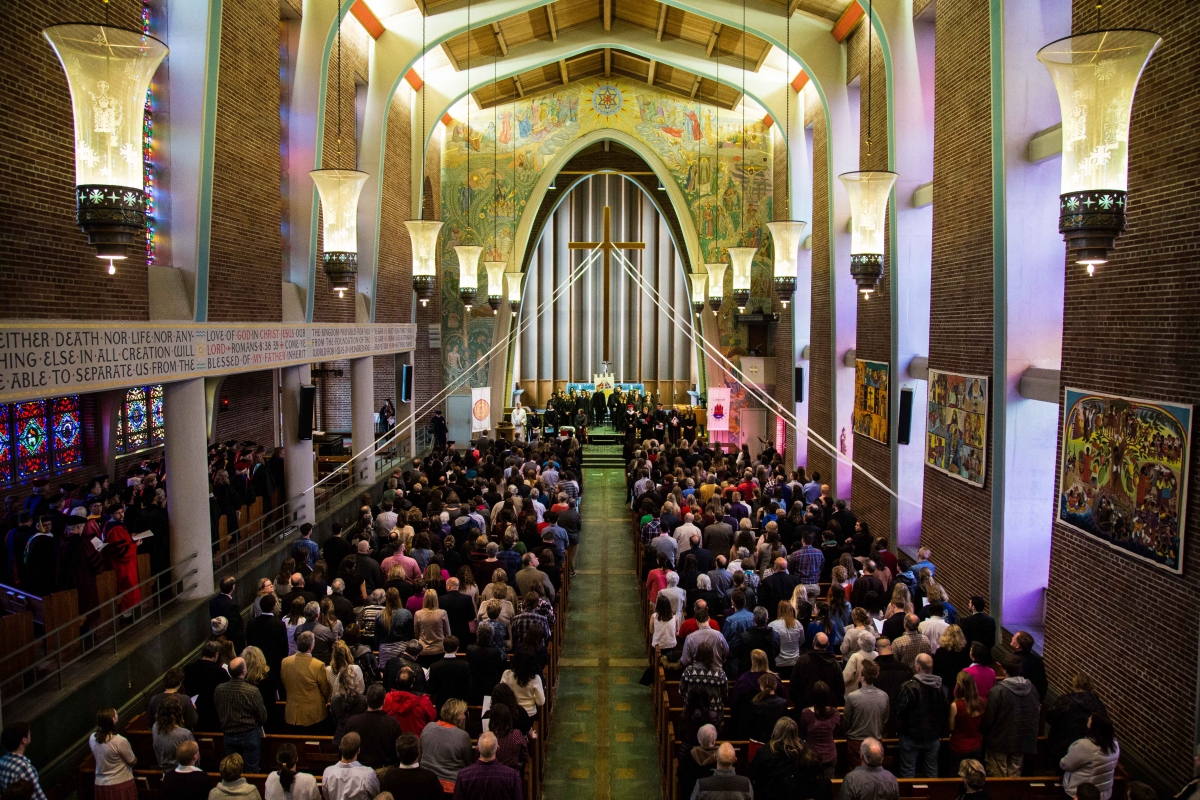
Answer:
625, 436, 1154, 800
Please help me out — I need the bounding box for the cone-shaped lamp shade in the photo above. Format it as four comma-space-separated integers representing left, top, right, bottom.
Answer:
506, 271, 523, 315
484, 260, 506, 313
767, 220, 807, 307
455, 245, 483, 309
705, 262, 727, 313
311, 169, 368, 297
43, 24, 168, 263
404, 220, 443, 305
728, 247, 757, 312
1037, 29, 1160, 268
689, 273, 707, 314
839, 170, 897, 297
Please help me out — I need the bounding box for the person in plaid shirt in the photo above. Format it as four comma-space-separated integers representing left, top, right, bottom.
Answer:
510, 594, 551, 647
893, 614, 932, 668
0, 723, 47, 800
787, 531, 825, 587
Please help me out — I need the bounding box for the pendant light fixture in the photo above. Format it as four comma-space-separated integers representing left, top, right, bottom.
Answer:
837, 0, 896, 299
768, 2, 807, 308
1037, 4, 1159, 273
690, 273, 708, 316
309, 1, 369, 299
506, 270, 522, 316
705, 261, 727, 313
43, 7, 168, 275
455, 0, 480, 312
406, 4, 443, 306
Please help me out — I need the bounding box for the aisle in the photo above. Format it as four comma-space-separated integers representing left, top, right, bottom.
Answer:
542, 467, 662, 800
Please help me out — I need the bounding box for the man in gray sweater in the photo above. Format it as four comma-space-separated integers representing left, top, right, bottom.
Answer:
844, 661, 890, 768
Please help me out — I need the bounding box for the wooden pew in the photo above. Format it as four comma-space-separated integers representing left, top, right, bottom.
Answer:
0, 611, 35, 695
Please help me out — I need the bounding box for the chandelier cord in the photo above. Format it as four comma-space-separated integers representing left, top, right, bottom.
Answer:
741, 0, 746, 241
493, 47, 498, 252
784, 0, 790, 220
466, 0, 472, 241
336, 0, 342, 161
1096, 1, 1102, 28
866, 0, 872, 156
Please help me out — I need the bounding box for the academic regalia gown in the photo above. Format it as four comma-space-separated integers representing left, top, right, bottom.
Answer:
102, 520, 142, 612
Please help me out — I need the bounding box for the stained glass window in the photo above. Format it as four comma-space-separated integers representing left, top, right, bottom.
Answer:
0, 405, 10, 485
52, 396, 83, 470
117, 385, 165, 454
15, 401, 49, 480
0, 394, 83, 486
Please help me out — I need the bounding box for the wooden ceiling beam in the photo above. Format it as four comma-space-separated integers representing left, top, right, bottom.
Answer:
559, 58, 570, 85
753, 42, 770, 72
413, 0, 426, 14
604, 47, 611, 76
689, 74, 701, 98
603, 0, 612, 31
787, 0, 802, 16
513, 75, 525, 97
442, 42, 460, 71
656, 4, 668, 40
491, 23, 509, 56
546, 4, 558, 40
705, 23, 723, 57
647, 59, 657, 86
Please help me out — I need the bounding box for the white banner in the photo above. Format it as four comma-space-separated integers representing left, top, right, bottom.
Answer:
592, 373, 615, 395
0, 321, 417, 404
471, 387, 492, 433
707, 387, 731, 431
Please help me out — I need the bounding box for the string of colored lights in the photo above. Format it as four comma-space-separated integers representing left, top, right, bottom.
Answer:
142, 0, 156, 265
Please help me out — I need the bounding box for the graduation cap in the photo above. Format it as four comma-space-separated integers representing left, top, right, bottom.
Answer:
223, 439, 239, 448
31, 478, 49, 488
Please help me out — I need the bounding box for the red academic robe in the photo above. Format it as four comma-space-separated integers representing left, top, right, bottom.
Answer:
102, 521, 141, 612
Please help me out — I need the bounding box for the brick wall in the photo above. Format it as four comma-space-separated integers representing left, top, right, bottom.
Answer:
318, 360, 351, 432
1042, 1, 1200, 790
0, 0, 151, 320
312, 16, 369, 325
208, 0, 282, 322
804, 86, 834, 484
847, 27, 894, 538
213, 370, 276, 446
918, 0, 994, 610
771, 125, 796, 464
414, 134, 444, 425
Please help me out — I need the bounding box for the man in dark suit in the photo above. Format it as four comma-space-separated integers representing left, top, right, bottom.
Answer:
184, 641, 230, 732
959, 595, 998, 648
246, 594, 289, 679
758, 557, 802, 621
208, 576, 246, 652
279, 574, 316, 614
377, 733, 443, 800
686, 534, 714, 574
789, 632, 846, 708
439, 578, 477, 645
345, 685, 404, 767
426, 636, 473, 709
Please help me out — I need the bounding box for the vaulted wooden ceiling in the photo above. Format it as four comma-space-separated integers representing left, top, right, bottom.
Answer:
420, 0, 853, 110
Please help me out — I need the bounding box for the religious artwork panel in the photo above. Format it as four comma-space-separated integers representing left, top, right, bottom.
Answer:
439, 77, 773, 390
1058, 388, 1192, 573
925, 369, 988, 487
854, 359, 890, 444
0, 405, 10, 485
51, 395, 83, 471
14, 401, 49, 480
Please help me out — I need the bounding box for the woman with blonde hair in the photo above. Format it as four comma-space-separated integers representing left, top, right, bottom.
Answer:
241, 645, 277, 712
883, 583, 914, 641
482, 568, 519, 607
933, 624, 971, 688
414, 588, 450, 665
422, 563, 446, 595
329, 668, 367, 745
89, 708, 137, 800
455, 565, 479, 607
841, 607, 876, 656
769, 600, 805, 679
326, 640, 365, 697
151, 697, 194, 772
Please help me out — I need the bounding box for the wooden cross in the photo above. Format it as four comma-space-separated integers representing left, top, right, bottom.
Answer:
568, 205, 645, 362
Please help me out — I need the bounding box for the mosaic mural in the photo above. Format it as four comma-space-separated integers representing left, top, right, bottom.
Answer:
925, 369, 989, 487
1059, 388, 1191, 573
853, 359, 889, 444
438, 77, 775, 392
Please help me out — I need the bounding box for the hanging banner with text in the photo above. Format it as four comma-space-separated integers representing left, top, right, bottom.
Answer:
0, 322, 418, 404
707, 387, 731, 432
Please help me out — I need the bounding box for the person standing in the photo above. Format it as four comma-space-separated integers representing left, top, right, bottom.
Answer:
213, 658, 268, 773
843, 661, 890, 769
0, 723, 47, 800
280, 632, 331, 733
431, 410, 449, 451
840, 738, 900, 800
377, 734, 443, 800
896, 654, 946, 778
344, 685, 404, 769
89, 709, 137, 800
162, 742, 214, 800
320, 734, 380, 800
981, 656, 1041, 777
691, 743, 754, 800
102, 506, 141, 614
451, 732, 522, 800
210, 577, 247, 653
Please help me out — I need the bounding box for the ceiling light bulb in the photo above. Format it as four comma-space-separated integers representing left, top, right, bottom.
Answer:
106, 260, 116, 275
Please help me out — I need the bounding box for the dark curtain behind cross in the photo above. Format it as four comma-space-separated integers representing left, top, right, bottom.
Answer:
515, 174, 695, 408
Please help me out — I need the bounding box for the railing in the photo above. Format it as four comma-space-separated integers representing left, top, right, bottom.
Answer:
212, 500, 300, 576
0, 552, 200, 708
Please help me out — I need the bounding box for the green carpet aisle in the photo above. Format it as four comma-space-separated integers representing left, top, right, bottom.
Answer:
541, 465, 663, 800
